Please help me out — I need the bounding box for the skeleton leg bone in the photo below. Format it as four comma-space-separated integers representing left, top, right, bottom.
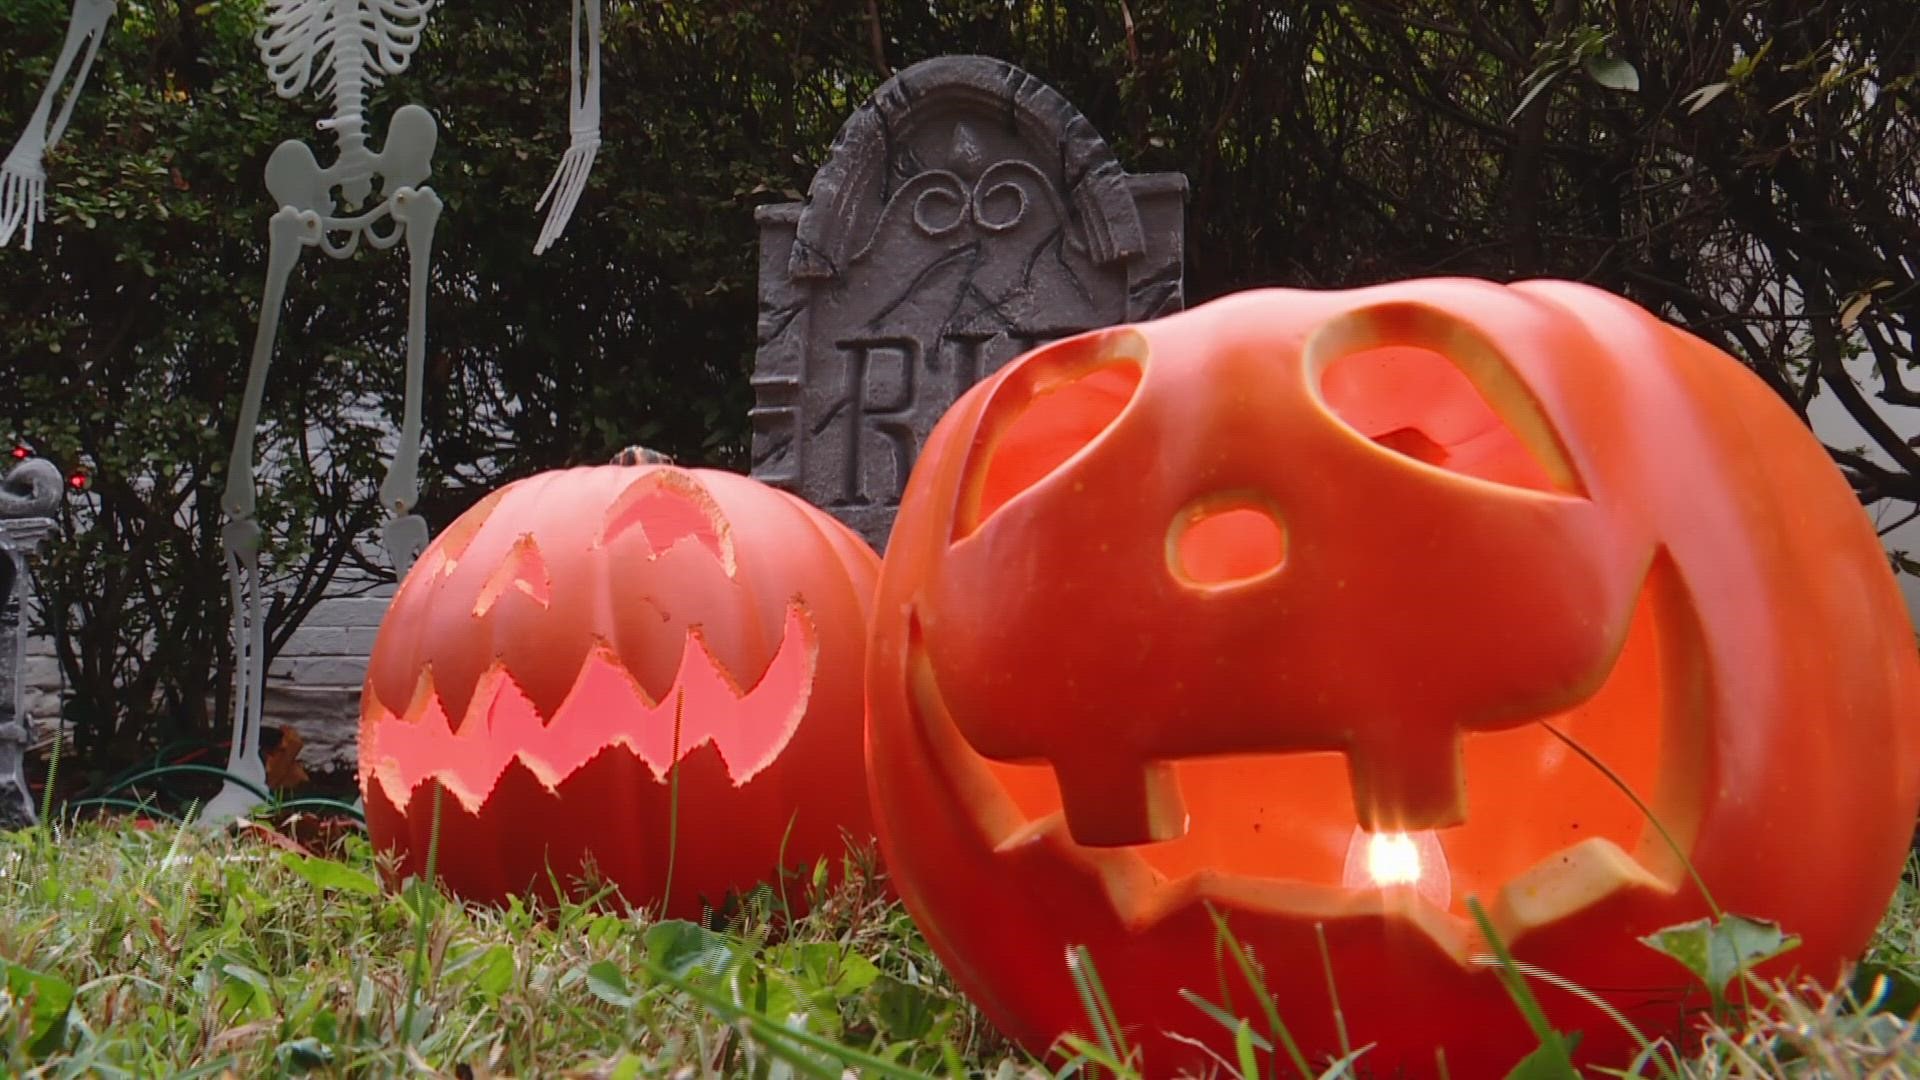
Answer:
331, 108, 437, 580
204, 206, 318, 827
0, 0, 117, 250
377, 181, 443, 580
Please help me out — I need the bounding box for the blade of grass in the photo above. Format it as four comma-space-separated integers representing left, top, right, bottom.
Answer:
1315, 1045, 1375, 1079
1163, 1029, 1247, 1078
1058, 1034, 1137, 1077
1066, 944, 1132, 1071
1313, 922, 1351, 1062
1463, 953, 1674, 1077
139, 810, 194, 893
399, 782, 444, 1045
1541, 721, 1759, 1019
1179, 989, 1275, 1053
168, 1056, 241, 1078
1540, 722, 1719, 918
1465, 896, 1576, 1076
1206, 905, 1312, 1079
661, 686, 684, 916
775, 809, 801, 923
1234, 1019, 1260, 1079
645, 956, 938, 1080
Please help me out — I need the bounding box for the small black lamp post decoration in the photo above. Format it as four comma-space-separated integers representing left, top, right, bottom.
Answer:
0, 446, 63, 829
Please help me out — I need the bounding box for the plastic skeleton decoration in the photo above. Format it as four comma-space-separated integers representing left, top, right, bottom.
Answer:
5, 0, 597, 257
0, 0, 117, 251
204, 0, 443, 824
531, 0, 601, 254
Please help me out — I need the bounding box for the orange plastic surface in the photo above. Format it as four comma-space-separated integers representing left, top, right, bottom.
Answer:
865, 279, 1920, 1076
359, 464, 879, 918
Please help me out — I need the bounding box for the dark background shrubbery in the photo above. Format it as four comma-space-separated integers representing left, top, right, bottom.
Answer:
2, 0, 1916, 770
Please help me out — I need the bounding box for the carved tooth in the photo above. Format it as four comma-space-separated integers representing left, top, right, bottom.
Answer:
1487, 837, 1674, 943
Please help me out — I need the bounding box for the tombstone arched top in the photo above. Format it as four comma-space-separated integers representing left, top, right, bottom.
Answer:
790, 54, 1147, 280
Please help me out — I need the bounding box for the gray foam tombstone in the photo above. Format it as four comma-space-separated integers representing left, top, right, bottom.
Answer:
0, 458, 61, 830
750, 55, 1187, 550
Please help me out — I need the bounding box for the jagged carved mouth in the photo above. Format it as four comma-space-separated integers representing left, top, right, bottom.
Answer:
367, 599, 818, 815
905, 554, 1706, 953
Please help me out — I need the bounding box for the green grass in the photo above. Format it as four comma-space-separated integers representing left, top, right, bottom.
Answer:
0, 816, 1914, 1077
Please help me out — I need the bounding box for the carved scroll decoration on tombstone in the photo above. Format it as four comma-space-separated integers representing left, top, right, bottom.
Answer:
0, 459, 62, 830
749, 55, 1187, 551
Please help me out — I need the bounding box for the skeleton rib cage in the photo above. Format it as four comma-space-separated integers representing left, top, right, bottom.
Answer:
256, 0, 434, 99
255, 0, 434, 204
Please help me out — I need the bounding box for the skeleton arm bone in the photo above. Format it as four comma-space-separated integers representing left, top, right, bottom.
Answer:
0, 0, 118, 250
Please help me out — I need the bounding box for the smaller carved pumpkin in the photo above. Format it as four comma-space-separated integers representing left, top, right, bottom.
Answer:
359, 463, 879, 917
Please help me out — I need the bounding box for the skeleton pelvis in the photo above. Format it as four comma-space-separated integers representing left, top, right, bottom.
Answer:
264, 104, 439, 217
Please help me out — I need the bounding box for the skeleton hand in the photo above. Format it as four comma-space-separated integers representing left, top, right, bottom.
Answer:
0, 147, 47, 253
532, 0, 601, 255
0, 0, 118, 250
533, 132, 599, 256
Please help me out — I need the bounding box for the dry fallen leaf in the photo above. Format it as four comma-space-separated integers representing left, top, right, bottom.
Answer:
263, 725, 310, 791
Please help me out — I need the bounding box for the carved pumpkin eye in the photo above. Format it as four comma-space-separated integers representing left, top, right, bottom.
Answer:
953, 328, 1147, 540
600, 471, 736, 574
472, 535, 552, 617
1310, 303, 1584, 496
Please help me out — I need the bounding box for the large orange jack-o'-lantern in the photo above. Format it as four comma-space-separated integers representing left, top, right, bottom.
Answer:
360, 463, 879, 918
866, 279, 1920, 1076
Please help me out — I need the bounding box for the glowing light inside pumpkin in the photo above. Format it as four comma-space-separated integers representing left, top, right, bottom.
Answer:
1341, 827, 1452, 908
1366, 832, 1421, 884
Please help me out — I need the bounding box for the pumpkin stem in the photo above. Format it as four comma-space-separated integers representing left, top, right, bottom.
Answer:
609, 445, 675, 466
